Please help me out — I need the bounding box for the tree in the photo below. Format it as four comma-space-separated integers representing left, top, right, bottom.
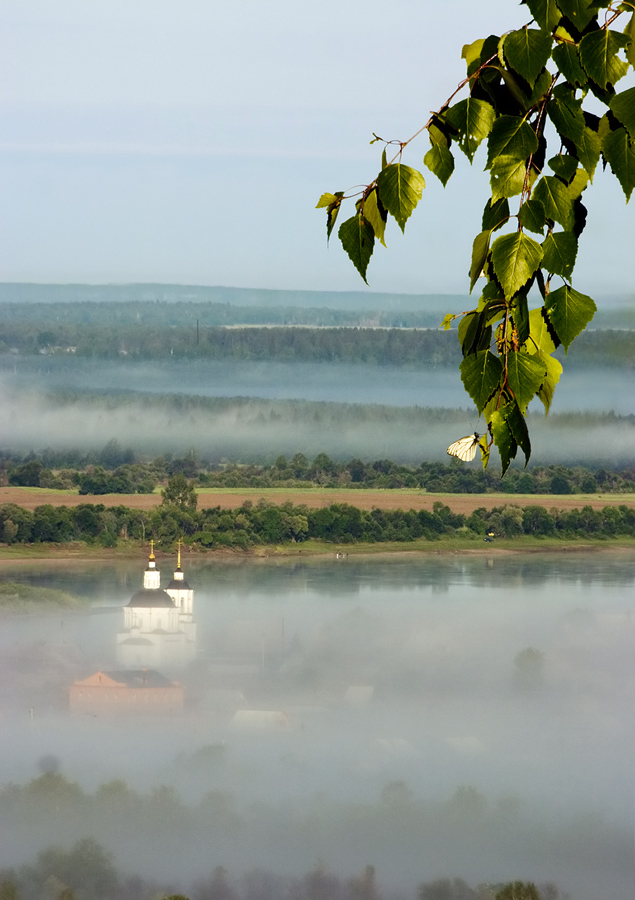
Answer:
494, 884, 541, 900
19, 838, 118, 900
318, 1, 634, 473
161, 473, 198, 510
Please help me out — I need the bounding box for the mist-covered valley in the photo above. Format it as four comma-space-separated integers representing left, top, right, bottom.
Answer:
1, 357, 634, 465
0, 554, 633, 899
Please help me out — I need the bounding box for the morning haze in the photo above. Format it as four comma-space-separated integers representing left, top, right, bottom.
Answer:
0, 554, 633, 900
1, 0, 634, 898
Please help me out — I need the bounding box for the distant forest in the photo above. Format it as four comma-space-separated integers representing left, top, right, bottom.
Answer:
0, 305, 634, 368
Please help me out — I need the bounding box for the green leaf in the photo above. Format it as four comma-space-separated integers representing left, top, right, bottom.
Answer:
482, 197, 510, 232
486, 116, 539, 169
541, 231, 578, 279
525, 306, 557, 355
460, 350, 503, 413
429, 117, 450, 148
459, 309, 491, 355
376, 164, 425, 232
490, 155, 527, 201
478, 433, 491, 470
363, 189, 388, 247
490, 232, 544, 299
546, 284, 597, 351
496, 62, 533, 110
527, 68, 555, 107
547, 98, 600, 177
381, 147, 387, 170
504, 28, 553, 87
602, 127, 635, 201
532, 175, 574, 227
518, 198, 547, 233
547, 96, 585, 144
548, 153, 578, 182
462, 38, 486, 69
441, 313, 455, 331
424, 144, 455, 186
469, 231, 492, 293
445, 98, 496, 162
568, 167, 589, 199
610, 87, 635, 141
557, 0, 598, 32
576, 128, 602, 179
505, 402, 532, 465
625, 12, 635, 68
506, 350, 547, 413
552, 41, 588, 87
535, 350, 563, 414
523, 0, 562, 31
316, 191, 344, 241
579, 29, 630, 89
489, 407, 518, 475
513, 291, 530, 346
338, 215, 375, 284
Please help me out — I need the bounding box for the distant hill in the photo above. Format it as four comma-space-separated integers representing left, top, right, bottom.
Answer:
0, 282, 466, 312
0, 283, 631, 328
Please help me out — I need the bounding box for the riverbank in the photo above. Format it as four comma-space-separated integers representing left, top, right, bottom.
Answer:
1, 534, 634, 565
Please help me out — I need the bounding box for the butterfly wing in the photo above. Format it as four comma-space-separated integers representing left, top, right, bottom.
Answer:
447, 432, 480, 462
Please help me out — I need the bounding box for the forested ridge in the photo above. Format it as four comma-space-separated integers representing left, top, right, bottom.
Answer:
1, 316, 634, 368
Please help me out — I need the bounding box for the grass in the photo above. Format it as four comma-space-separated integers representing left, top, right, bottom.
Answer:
255, 535, 635, 556
4, 534, 628, 563
0, 580, 87, 612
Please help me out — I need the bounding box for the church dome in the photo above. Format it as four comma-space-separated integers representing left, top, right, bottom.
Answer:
166, 578, 191, 590
127, 588, 175, 608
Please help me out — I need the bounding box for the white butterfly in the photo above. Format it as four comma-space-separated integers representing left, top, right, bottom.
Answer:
447, 432, 481, 462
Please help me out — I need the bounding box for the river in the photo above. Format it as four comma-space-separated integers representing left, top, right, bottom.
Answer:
0, 550, 633, 898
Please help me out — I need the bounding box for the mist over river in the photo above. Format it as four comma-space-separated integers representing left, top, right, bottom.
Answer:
3, 356, 634, 414
2, 358, 634, 463
0, 551, 633, 898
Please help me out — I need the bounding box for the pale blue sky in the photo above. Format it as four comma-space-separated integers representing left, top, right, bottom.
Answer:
0, 0, 632, 296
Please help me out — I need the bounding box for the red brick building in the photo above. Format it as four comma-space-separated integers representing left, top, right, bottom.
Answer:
70, 669, 183, 715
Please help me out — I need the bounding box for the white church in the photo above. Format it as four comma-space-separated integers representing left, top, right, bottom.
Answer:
116, 541, 197, 669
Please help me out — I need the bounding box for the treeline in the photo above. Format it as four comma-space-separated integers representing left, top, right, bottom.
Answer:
0, 299, 445, 330
3, 442, 635, 495
0, 773, 572, 900
5, 460, 158, 495
1, 497, 634, 547
200, 456, 635, 495
0, 322, 460, 366
1, 317, 634, 368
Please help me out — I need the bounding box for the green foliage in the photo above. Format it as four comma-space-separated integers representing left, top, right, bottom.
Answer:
318, 1, 634, 471
494, 883, 541, 900
161, 474, 198, 510
375, 164, 425, 232
338, 215, 375, 284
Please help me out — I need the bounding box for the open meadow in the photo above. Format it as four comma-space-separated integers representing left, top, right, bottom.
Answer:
2, 485, 634, 515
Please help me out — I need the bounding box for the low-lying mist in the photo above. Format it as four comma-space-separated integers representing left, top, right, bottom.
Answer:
1, 374, 634, 465
0, 554, 633, 900
3, 356, 634, 414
